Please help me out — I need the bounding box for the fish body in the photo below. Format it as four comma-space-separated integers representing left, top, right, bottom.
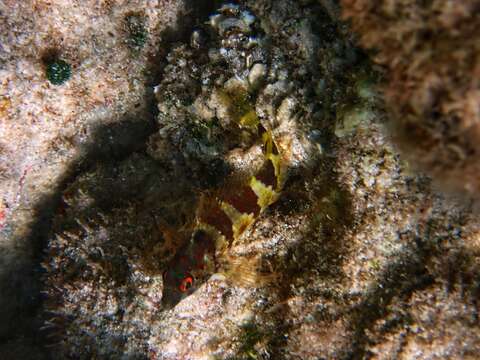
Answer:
162, 129, 285, 308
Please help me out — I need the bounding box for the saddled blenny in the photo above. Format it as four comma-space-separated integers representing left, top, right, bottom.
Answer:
161, 126, 285, 308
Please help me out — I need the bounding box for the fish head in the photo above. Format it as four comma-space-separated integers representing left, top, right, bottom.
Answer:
161, 230, 216, 308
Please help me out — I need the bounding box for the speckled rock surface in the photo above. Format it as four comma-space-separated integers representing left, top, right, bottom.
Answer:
0, 0, 211, 357
1, 1, 479, 359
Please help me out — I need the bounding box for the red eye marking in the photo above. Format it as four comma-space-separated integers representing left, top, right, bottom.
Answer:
179, 276, 194, 292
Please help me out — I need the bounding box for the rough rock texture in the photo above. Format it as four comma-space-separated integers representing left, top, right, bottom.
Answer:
1, 0, 480, 359
0, 0, 214, 357
341, 0, 480, 197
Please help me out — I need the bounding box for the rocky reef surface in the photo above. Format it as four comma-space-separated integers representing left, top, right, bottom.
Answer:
342, 0, 480, 197
1, 1, 479, 359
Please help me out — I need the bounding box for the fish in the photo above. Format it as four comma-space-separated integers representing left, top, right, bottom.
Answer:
161, 128, 286, 308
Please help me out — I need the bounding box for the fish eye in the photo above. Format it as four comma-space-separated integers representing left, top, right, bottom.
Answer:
179, 276, 194, 292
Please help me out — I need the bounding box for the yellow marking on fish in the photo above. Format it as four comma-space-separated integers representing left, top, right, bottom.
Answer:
263, 131, 286, 190
220, 201, 256, 240
249, 176, 280, 211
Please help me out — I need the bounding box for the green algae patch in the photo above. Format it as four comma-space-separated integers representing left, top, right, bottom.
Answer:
46, 59, 72, 85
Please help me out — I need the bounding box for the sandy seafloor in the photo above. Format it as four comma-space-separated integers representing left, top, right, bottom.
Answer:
1, 0, 479, 359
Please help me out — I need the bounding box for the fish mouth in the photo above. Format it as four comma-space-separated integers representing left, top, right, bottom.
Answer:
161, 288, 184, 309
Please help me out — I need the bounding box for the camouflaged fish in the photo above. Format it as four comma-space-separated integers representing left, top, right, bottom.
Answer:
161, 128, 286, 308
